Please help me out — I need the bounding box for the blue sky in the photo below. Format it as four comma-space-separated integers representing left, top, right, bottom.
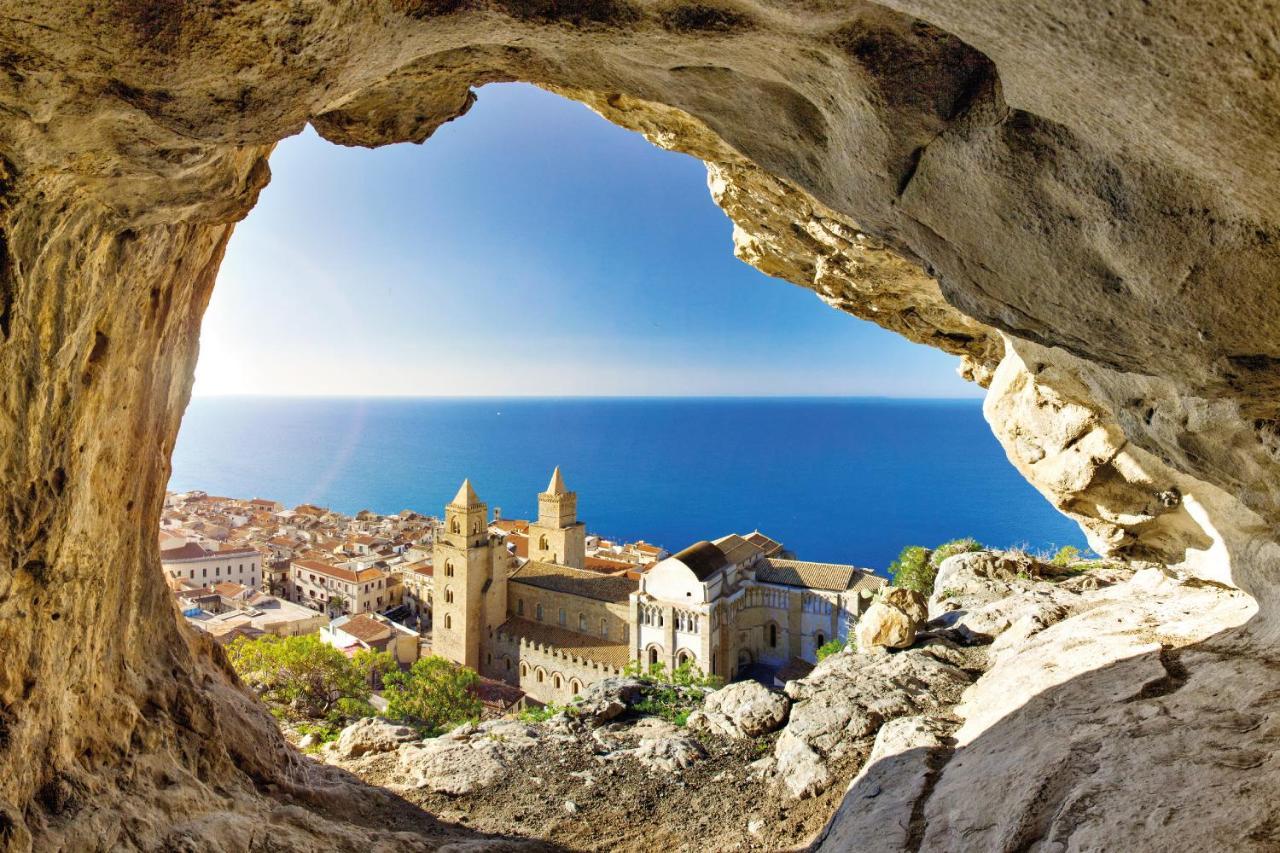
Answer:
194, 83, 978, 398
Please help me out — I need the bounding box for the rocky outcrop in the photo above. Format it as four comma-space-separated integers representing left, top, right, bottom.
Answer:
687, 680, 789, 739
772, 645, 974, 799
0, 2, 1279, 849
855, 587, 928, 649
333, 718, 418, 760
571, 677, 646, 725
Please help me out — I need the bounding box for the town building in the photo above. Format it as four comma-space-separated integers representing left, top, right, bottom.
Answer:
161, 540, 264, 590
288, 558, 400, 616
431, 470, 885, 704
321, 613, 420, 665
177, 583, 329, 642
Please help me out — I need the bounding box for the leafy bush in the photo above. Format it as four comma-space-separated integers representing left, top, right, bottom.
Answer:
227, 634, 393, 722
816, 638, 846, 661
517, 702, 573, 723
620, 659, 721, 725
1050, 545, 1081, 567
383, 655, 483, 736
889, 545, 934, 595
930, 537, 983, 567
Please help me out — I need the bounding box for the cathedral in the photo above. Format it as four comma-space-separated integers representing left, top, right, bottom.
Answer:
432, 469, 884, 704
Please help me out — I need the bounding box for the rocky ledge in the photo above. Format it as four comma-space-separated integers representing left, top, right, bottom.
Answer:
307, 549, 1256, 851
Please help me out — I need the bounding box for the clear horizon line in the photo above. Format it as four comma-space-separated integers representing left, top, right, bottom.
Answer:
189, 391, 986, 401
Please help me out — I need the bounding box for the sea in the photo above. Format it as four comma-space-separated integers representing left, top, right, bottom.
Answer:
169, 397, 1087, 574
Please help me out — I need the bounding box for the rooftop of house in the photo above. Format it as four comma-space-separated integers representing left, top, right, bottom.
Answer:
509, 560, 638, 603
498, 616, 630, 669
335, 613, 393, 645
744, 530, 785, 557
160, 541, 260, 562
713, 533, 766, 566
755, 558, 885, 593
292, 558, 385, 584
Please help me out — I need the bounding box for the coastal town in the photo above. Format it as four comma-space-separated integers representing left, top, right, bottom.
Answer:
162, 468, 885, 706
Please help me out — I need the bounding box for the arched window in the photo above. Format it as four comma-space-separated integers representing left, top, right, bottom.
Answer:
450, 518, 460, 534
486, 652, 492, 666
520, 662, 529, 677
445, 561, 454, 577
536, 668, 544, 683
472, 520, 481, 534
816, 632, 826, 648
505, 656, 512, 672
535, 603, 544, 621
648, 646, 659, 668
445, 587, 454, 604
539, 534, 548, 550
570, 679, 582, 695
769, 623, 778, 648
553, 674, 562, 689
444, 613, 452, 629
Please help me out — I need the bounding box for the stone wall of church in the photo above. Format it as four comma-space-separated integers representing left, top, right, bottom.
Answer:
485, 630, 626, 705
508, 582, 630, 643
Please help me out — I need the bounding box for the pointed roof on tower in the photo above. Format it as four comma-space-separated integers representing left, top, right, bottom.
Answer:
545, 466, 569, 495
451, 478, 482, 508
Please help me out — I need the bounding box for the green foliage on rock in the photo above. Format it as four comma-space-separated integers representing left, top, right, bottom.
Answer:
1051, 545, 1081, 567
816, 638, 847, 661
622, 659, 722, 726
889, 545, 934, 595
930, 537, 984, 567
227, 634, 392, 723
889, 537, 985, 595
382, 655, 483, 736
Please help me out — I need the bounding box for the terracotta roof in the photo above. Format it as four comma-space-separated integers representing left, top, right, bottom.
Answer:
292, 559, 385, 584
339, 614, 393, 644
493, 519, 530, 533
510, 561, 637, 603
713, 533, 765, 566
583, 555, 633, 574
213, 581, 248, 598
756, 559, 884, 593
160, 542, 259, 562
498, 617, 631, 669
744, 531, 784, 557
632, 542, 662, 554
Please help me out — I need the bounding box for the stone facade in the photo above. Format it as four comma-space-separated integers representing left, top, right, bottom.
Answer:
431, 472, 884, 704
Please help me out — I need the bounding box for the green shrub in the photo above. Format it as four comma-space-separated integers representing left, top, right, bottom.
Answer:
816, 639, 846, 661
517, 702, 574, 723
889, 545, 934, 595
930, 537, 983, 567
382, 655, 483, 737
620, 659, 721, 725
1050, 545, 1081, 567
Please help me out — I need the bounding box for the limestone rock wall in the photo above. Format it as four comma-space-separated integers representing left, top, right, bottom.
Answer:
0, 0, 1278, 847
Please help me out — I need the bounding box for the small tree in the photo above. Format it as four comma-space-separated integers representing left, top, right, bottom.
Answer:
327, 593, 349, 617
889, 545, 934, 595
382, 656, 482, 736
226, 634, 376, 721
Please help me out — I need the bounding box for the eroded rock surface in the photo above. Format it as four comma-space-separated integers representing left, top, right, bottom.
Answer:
0, 2, 1279, 849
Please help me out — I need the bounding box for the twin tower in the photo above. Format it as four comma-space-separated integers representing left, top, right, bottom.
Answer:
431, 467, 585, 669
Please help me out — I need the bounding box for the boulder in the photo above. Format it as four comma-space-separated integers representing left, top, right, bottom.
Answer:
571, 677, 646, 725
333, 718, 417, 759
688, 681, 790, 739
634, 731, 706, 773
856, 588, 927, 650
396, 739, 507, 796
775, 648, 972, 799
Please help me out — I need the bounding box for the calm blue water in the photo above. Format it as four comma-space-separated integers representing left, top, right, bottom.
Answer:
170, 397, 1086, 573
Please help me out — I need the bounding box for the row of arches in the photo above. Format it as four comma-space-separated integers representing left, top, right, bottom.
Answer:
644, 644, 698, 669
518, 661, 583, 697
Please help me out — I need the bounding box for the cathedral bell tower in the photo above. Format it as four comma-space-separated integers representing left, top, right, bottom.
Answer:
432, 479, 498, 670
528, 467, 586, 568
